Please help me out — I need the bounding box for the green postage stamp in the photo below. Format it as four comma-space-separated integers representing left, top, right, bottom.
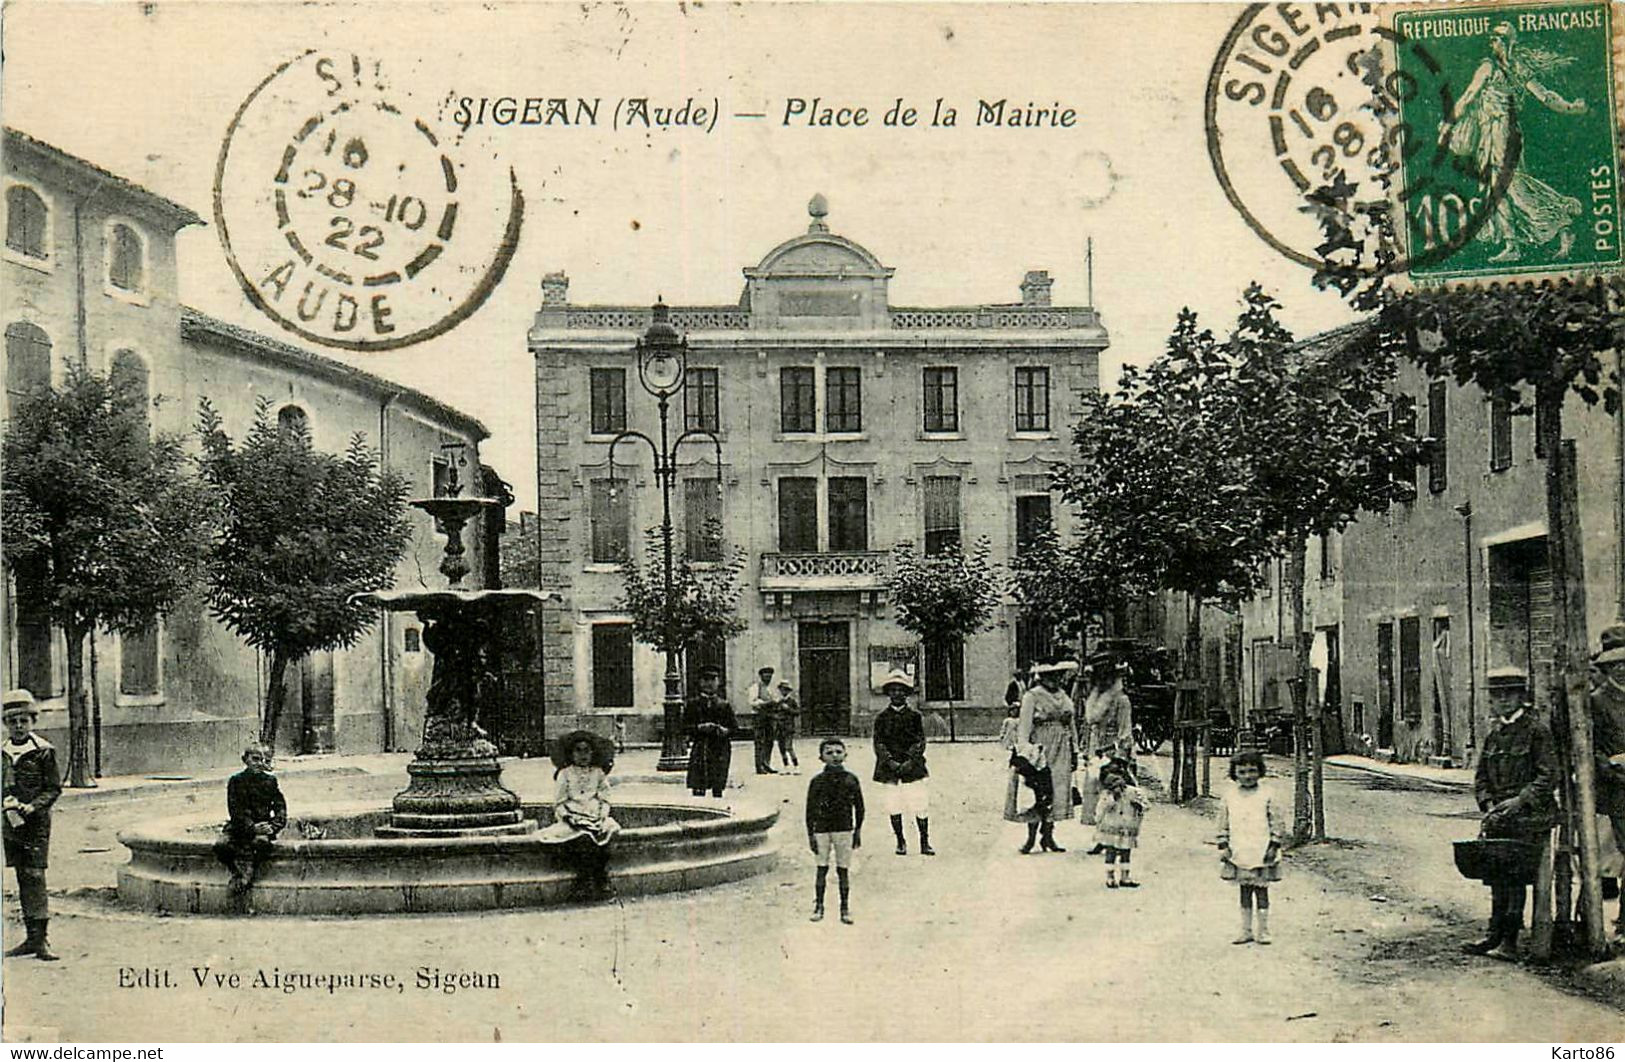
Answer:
1393, 1, 1623, 283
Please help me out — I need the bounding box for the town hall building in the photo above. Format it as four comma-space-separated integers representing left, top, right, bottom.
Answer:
530, 197, 1108, 740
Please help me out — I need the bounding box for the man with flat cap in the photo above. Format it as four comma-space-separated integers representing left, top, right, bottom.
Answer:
1590, 623, 1625, 937
685, 664, 737, 798
747, 665, 781, 775
3, 690, 61, 961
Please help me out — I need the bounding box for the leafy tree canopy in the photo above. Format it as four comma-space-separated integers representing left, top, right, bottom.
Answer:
889, 537, 1003, 646
618, 520, 748, 656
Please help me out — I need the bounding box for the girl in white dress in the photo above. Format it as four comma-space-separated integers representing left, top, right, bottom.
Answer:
540, 732, 620, 900
1217, 750, 1286, 944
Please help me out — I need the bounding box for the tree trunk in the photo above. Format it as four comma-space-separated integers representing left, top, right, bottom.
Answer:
1286, 538, 1313, 844
1544, 409, 1607, 958
89, 632, 103, 778
62, 621, 94, 788
1177, 593, 1204, 802
261, 650, 293, 748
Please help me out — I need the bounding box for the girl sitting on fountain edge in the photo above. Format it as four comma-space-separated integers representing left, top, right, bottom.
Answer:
540, 731, 620, 901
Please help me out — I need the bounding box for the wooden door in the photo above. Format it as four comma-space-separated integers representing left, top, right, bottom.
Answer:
798, 621, 851, 734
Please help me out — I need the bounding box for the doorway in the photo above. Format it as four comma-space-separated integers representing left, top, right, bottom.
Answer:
798, 621, 851, 734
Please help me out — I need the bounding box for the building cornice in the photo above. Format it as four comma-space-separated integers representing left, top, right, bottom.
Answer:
4, 127, 204, 231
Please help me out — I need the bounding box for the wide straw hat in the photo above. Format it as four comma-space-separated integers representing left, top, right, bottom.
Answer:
1, 689, 37, 720
1032, 659, 1079, 677
550, 729, 617, 772
881, 669, 915, 692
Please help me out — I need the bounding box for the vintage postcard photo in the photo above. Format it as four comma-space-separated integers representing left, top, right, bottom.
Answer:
2, 0, 1624, 1045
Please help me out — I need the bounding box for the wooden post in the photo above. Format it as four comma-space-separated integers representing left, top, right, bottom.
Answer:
1558, 441, 1607, 957
1531, 827, 1556, 961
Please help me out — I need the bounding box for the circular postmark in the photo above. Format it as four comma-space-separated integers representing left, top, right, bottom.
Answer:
1205, 4, 1518, 278
215, 51, 523, 352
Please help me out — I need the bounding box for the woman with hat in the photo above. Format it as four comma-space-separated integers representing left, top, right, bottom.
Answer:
540, 730, 620, 900
1005, 660, 1080, 853
3, 689, 61, 960
685, 663, 738, 798
1084, 658, 1135, 763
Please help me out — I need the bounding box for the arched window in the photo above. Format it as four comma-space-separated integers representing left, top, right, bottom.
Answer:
111, 349, 150, 430
108, 223, 145, 292
277, 404, 310, 442
5, 186, 48, 260
5, 322, 52, 401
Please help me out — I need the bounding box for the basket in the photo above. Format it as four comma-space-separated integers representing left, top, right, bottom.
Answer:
1452, 839, 1543, 885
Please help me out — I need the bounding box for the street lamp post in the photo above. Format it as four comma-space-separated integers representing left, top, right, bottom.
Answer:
606, 300, 723, 771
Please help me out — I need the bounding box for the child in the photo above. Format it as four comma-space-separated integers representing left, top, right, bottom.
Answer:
1217, 750, 1287, 945
3, 690, 61, 960
213, 742, 287, 906
775, 680, 801, 772
997, 704, 1021, 751
1094, 765, 1149, 888
805, 737, 864, 924
540, 731, 620, 901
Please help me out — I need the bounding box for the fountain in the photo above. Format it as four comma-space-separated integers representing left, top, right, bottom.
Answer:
116, 450, 778, 915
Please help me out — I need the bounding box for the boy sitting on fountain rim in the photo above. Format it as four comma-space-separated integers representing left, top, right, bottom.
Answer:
213, 742, 287, 910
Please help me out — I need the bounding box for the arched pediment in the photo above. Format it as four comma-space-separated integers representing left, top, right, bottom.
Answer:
746, 233, 892, 279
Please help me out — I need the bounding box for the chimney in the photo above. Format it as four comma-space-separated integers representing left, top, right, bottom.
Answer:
1020, 270, 1052, 307
541, 271, 570, 306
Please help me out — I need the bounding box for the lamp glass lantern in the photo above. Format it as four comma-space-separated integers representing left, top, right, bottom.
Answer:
637, 299, 687, 397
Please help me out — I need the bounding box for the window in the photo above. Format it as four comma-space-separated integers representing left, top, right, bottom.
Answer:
923, 475, 962, 555
403, 627, 421, 653
589, 478, 630, 563
590, 368, 626, 435
827, 477, 868, 551
1015, 617, 1055, 671
1318, 530, 1333, 581
924, 637, 965, 701
1015, 493, 1052, 556
110, 350, 150, 434
777, 477, 818, 552
6, 186, 48, 260
11, 559, 55, 698
1490, 397, 1513, 472
1392, 395, 1418, 501
119, 620, 161, 697
683, 477, 722, 562
591, 623, 635, 708
1427, 380, 1448, 493
922, 367, 959, 433
780, 367, 815, 433
108, 223, 144, 292
684, 367, 719, 433
1399, 616, 1422, 725
277, 404, 309, 442
826, 367, 862, 433
1015, 367, 1050, 432
5, 322, 51, 401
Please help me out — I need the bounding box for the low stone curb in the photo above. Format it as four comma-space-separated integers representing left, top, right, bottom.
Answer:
1323, 756, 1471, 793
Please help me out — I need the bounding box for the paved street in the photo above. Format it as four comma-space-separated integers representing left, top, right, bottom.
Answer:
3, 743, 1622, 1042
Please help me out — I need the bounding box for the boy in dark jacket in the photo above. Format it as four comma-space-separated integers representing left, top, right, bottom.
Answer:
806, 737, 864, 924
3, 690, 62, 961
214, 743, 288, 906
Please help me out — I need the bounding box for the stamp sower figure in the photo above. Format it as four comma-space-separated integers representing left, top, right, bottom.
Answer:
3, 690, 61, 961
685, 663, 737, 797
747, 665, 780, 775
806, 737, 864, 925
539, 731, 619, 901
213, 742, 287, 904
1590, 624, 1625, 938
1463, 681, 1558, 961
774, 680, 801, 773
873, 670, 933, 856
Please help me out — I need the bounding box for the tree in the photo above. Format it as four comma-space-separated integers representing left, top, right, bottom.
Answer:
1057, 310, 1278, 799
197, 399, 411, 748
1220, 285, 1420, 840
1008, 520, 1138, 655
2, 365, 217, 786
498, 516, 540, 590
888, 537, 1004, 740
618, 519, 748, 662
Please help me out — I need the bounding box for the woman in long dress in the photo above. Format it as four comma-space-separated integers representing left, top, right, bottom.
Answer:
1004, 660, 1079, 853
1438, 22, 1587, 263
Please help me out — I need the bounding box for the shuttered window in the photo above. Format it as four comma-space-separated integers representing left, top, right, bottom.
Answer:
589, 478, 630, 563
1399, 616, 1422, 724
108, 224, 144, 292
5, 322, 51, 400
1016, 494, 1052, 556
591, 624, 634, 708
119, 620, 161, 697
777, 477, 818, 552
1427, 380, 1448, 493
827, 477, 868, 552
6, 186, 47, 259
683, 477, 722, 562
1490, 397, 1513, 472
923, 475, 961, 555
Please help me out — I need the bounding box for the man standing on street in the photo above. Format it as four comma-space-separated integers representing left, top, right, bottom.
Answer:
873, 670, 934, 856
747, 665, 780, 775
685, 664, 737, 798
1589, 624, 1625, 939
3, 690, 61, 962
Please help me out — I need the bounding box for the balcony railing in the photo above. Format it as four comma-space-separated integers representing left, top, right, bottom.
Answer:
759, 550, 891, 589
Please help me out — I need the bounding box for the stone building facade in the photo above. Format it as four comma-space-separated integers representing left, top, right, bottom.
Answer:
530, 200, 1107, 740
3, 128, 495, 774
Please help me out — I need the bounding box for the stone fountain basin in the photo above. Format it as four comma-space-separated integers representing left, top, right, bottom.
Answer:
116, 794, 778, 916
